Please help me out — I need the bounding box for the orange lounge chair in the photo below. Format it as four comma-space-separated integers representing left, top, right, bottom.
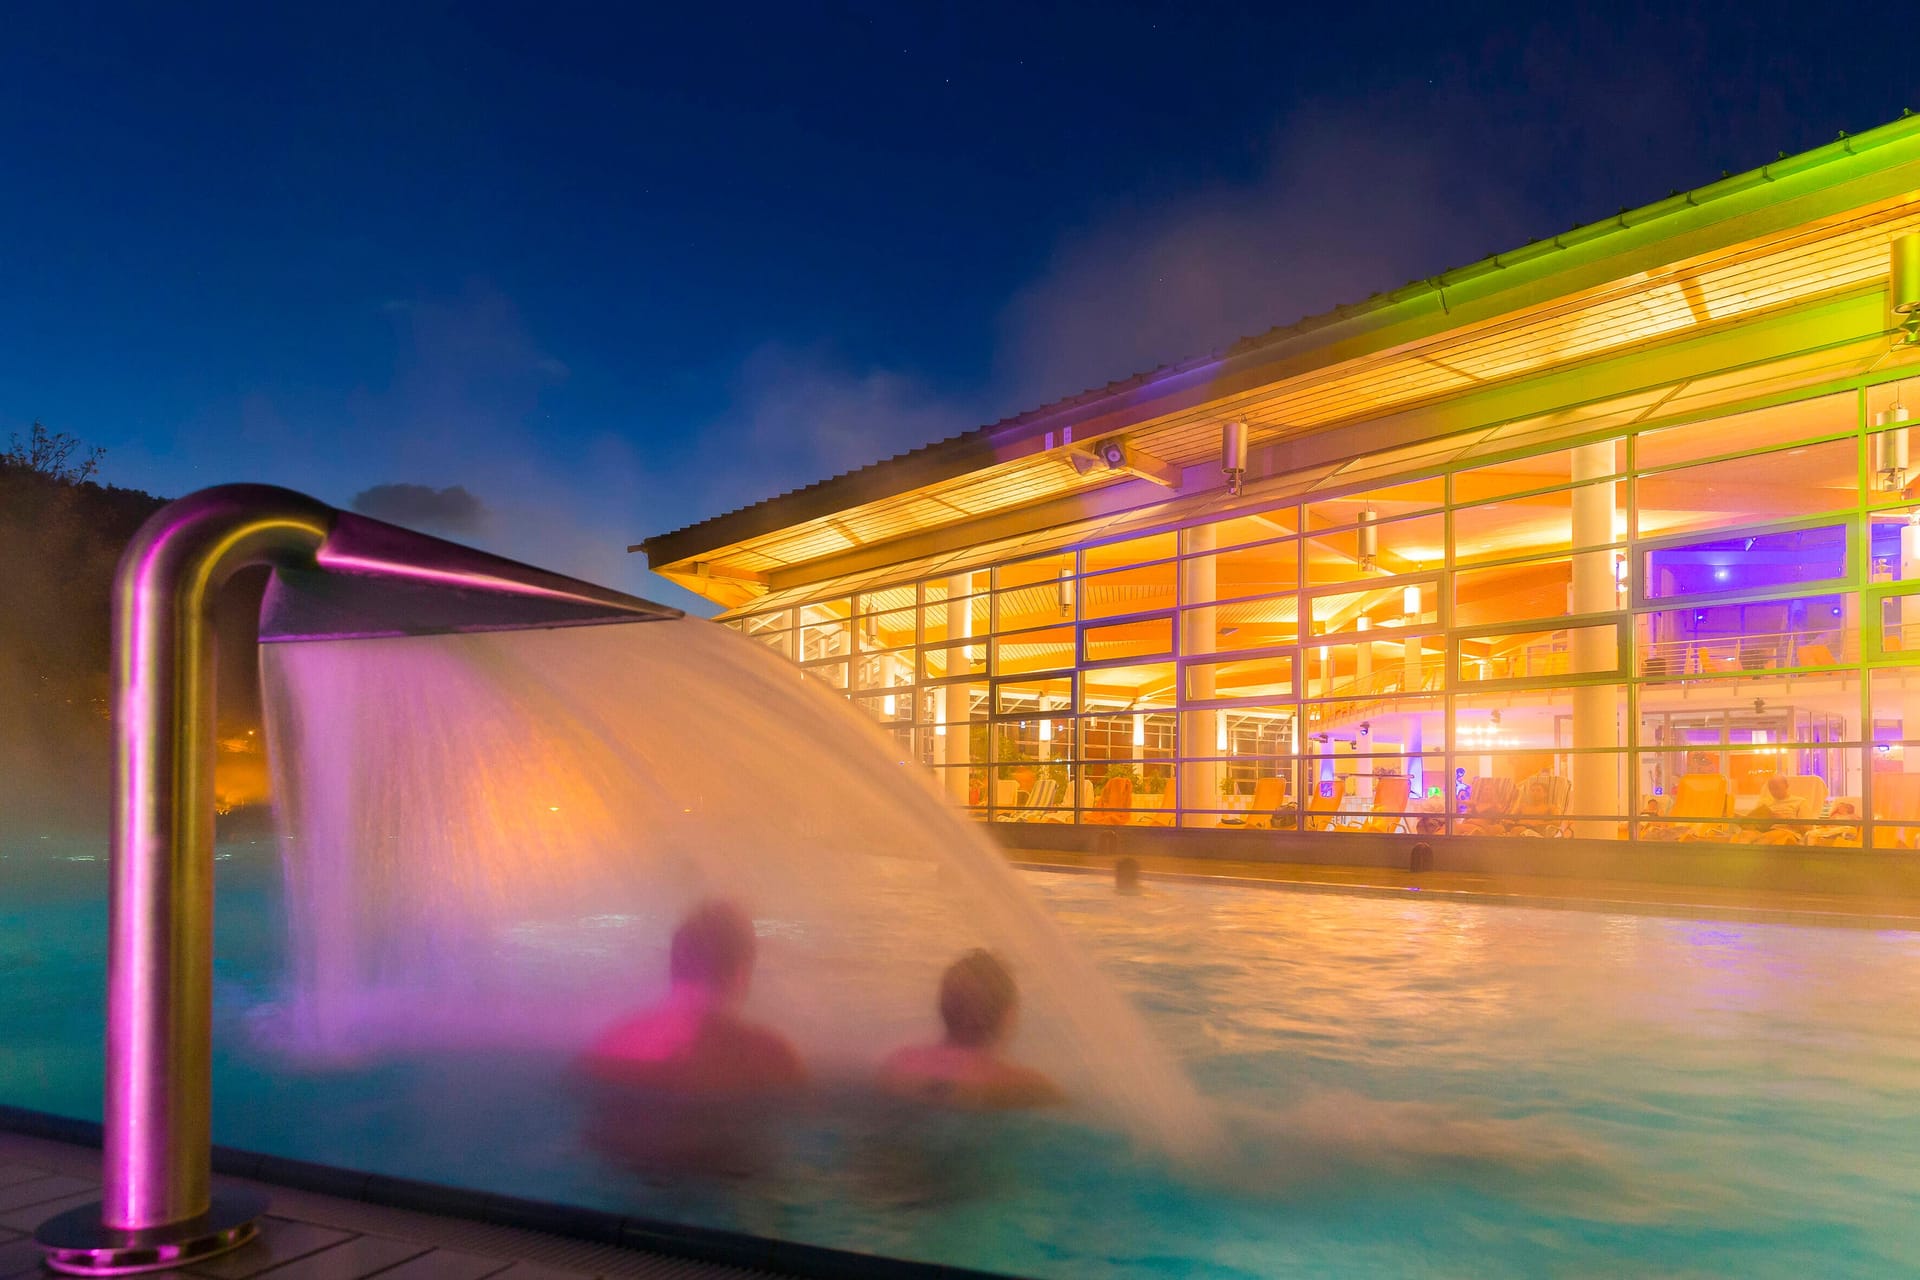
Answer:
1304, 776, 1352, 832
1242, 776, 1291, 829
1351, 775, 1412, 834
1662, 773, 1731, 841
1871, 772, 1920, 847
1085, 774, 1135, 826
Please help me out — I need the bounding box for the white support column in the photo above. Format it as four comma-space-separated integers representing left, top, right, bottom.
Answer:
1179, 526, 1220, 823
936, 575, 974, 804
1570, 445, 1620, 836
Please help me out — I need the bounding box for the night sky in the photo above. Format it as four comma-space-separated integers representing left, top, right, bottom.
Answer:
1, 3, 1913, 612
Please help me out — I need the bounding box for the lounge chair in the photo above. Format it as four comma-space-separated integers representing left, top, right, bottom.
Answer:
1304, 776, 1352, 832
1871, 772, 1920, 847
1350, 775, 1412, 834
1014, 776, 1060, 821
1242, 776, 1291, 830
1507, 772, 1572, 837
1654, 773, 1731, 841
1085, 774, 1135, 826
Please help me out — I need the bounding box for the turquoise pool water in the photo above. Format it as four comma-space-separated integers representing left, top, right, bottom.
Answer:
5, 837, 1919, 1278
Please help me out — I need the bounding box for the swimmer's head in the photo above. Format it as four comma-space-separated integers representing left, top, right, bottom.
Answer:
670, 899, 757, 1000
1114, 856, 1141, 894
939, 949, 1018, 1048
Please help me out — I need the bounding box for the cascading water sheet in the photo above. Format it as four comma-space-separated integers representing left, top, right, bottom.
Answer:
260, 617, 1212, 1156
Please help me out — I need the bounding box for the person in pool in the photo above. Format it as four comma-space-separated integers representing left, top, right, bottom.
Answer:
583, 898, 806, 1095
880, 949, 1064, 1110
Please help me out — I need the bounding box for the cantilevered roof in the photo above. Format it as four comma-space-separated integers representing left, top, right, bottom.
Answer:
639, 112, 1920, 605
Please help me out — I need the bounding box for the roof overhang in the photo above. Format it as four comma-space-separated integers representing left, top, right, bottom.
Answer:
640, 115, 1920, 606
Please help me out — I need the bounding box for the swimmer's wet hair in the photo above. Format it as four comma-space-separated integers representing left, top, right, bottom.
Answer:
940, 948, 1017, 1046
670, 899, 757, 986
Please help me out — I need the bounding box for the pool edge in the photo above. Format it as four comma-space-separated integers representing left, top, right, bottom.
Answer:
0, 1103, 1024, 1280
1010, 858, 1920, 932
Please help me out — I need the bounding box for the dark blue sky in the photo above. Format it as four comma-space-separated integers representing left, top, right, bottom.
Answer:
1, 2, 1912, 610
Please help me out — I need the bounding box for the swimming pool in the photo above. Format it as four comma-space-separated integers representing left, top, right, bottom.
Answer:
5, 836, 1919, 1278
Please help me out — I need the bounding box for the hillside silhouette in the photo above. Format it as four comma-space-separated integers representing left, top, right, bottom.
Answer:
0, 459, 266, 834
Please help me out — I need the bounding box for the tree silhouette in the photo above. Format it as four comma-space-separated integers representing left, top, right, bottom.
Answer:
2, 421, 105, 484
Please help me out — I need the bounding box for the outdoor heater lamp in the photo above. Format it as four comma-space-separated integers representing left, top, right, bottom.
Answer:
35, 485, 679, 1275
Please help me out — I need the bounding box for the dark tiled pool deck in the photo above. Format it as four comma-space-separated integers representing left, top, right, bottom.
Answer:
1007, 849, 1920, 929
0, 1131, 778, 1280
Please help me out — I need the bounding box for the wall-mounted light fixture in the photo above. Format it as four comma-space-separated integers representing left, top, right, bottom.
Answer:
1357, 506, 1378, 569
1221, 419, 1248, 496
1893, 232, 1920, 344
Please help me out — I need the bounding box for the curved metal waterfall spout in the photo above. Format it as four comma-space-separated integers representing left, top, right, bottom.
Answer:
37, 484, 681, 1275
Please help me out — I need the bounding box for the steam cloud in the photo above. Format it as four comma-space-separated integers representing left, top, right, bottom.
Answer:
350, 483, 489, 535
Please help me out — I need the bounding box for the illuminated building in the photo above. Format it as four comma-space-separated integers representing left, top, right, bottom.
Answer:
639, 116, 1920, 853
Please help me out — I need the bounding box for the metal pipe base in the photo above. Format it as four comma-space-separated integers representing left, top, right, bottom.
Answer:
35, 1189, 269, 1276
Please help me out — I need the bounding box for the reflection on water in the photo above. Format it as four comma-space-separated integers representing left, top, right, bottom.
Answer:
5, 842, 1920, 1278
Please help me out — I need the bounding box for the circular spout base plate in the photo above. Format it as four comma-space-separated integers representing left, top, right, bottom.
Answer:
36, 1189, 269, 1276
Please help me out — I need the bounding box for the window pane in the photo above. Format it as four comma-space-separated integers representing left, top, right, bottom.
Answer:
1080, 562, 1178, 618
1082, 530, 1177, 574
1186, 596, 1299, 651
1634, 393, 1855, 471
1459, 624, 1620, 682
741, 609, 793, 636
1184, 652, 1296, 702
919, 594, 989, 645
921, 570, 992, 603
854, 586, 916, 615
1186, 539, 1299, 603
1866, 506, 1920, 582
803, 661, 847, 691
1303, 514, 1445, 586
921, 681, 988, 724
1303, 635, 1444, 699
1455, 557, 1575, 628
1637, 595, 1850, 676
1641, 524, 1847, 600
1306, 476, 1446, 529
852, 689, 913, 723
1080, 663, 1177, 713
1307, 580, 1438, 636
1082, 616, 1174, 664
995, 552, 1077, 590
994, 580, 1075, 633
996, 676, 1074, 715
1452, 482, 1626, 567
852, 648, 916, 692
1451, 441, 1624, 504
1187, 508, 1299, 550
921, 640, 988, 680
853, 608, 916, 651
1881, 592, 1920, 657
995, 625, 1075, 676
1635, 440, 1856, 541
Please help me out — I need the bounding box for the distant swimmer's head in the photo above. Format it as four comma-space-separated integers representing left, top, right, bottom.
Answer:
1114, 856, 1141, 894
939, 949, 1018, 1048
670, 899, 758, 1002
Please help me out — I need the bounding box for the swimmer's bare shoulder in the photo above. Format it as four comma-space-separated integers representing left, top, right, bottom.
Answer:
879, 1046, 1063, 1111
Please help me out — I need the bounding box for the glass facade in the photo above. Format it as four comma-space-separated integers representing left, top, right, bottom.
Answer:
724, 375, 1920, 848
